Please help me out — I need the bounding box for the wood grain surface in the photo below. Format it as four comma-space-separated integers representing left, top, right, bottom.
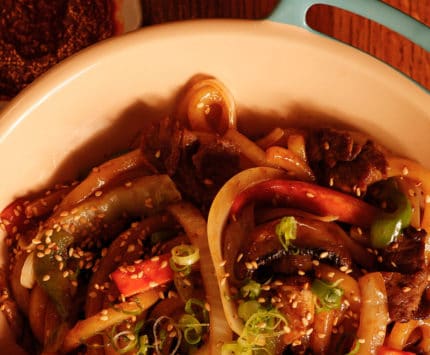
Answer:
140, 0, 430, 90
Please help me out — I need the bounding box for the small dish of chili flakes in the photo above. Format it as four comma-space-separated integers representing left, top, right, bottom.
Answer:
0, 0, 141, 105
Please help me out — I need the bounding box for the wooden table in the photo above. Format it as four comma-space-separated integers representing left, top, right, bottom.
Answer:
140, 0, 430, 90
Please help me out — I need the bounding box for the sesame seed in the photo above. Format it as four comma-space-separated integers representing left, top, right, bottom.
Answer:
100, 315, 109, 321
257, 297, 266, 303
306, 192, 315, 198
402, 166, 409, 175
149, 281, 158, 288
378, 331, 385, 337
32, 238, 41, 245
298, 270, 305, 276
42, 275, 50, 282
377, 256, 383, 263
55, 255, 63, 262
205, 302, 211, 312
312, 260, 320, 266
339, 265, 348, 272
426, 195, 430, 204
301, 317, 309, 326
127, 244, 136, 253
292, 301, 298, 309
168, 291, 178, 299
358, 338, 365, 344
402, 287, 411, 293
323, 142, 330, 150
219, 260, 227, 267
125, 181, 132, 188
319, 251, 329, 259
94, 191, 103, 197
356, 188, 361, 197
169, 330, 177, 338
37, 252, 45, 258
236, 253, 244, 262
151, 256, 160, 262
89, 291, 97, 298
318, 333, 326, 339
329, 177, 334, 186
251, 261, 258, 269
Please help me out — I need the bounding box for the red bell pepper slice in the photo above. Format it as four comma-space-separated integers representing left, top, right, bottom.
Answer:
230, 179, 379, 227
0, 197, 29, 235
377, 346, 415, 355
111, 253, 174, 298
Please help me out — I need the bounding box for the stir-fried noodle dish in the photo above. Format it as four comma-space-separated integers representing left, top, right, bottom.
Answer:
1, 75, 430, 355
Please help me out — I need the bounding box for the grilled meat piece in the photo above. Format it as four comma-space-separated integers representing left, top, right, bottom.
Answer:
307, 128, 387, 194
235, 217, 352, 281
141, 116, 241, 211
382, 270, 428, 322
379, 227, 426, 274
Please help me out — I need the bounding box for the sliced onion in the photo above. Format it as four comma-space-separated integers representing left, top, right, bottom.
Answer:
20, 251, 36, 289
175, 76, 236, 135
224, 128, 272, 168
207, 167, 287, 336
167, 202, 232, 354
355, 272, 389, 355
265, 146, 315, 181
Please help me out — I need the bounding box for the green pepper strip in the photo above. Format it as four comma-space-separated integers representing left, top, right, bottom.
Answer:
34, 174, 181, 319
370, 188, 412, 249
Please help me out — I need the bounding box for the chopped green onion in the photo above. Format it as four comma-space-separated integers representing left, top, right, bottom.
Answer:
137, 335, 150, 355
240, 280, 261, 300
178, 314, 204, 345
311, 278, 344, 312
238, 300, 261, 322
185, 298, 209, 323
171, 244, 200, 266
112, 330, 138, 354
169, 258, 191, 274
224, 307, 289, 354
275, 216, 297, 251
169, 244, 200, 276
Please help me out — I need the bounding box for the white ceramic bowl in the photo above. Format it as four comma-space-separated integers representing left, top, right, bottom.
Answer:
0, 18, 429, 227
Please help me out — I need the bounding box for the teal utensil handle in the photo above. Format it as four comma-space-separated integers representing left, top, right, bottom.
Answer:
269, 0, 430, 52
